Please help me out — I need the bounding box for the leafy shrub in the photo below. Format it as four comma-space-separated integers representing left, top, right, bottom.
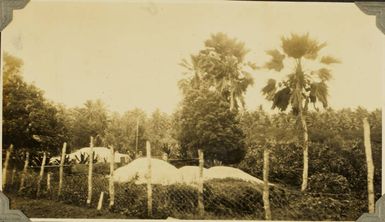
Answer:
204, 179, 263, 217
238, 143, 303, 187
111, 182, 147, 217
70, 164, 89, 174
112, 182, 197, 219
279, 194, 349, 220
93, 163, 110, 175
308, 173, 350, 194
58, 174, 109, 208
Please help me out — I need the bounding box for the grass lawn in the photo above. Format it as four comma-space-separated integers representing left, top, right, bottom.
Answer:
7, 193, 133, 219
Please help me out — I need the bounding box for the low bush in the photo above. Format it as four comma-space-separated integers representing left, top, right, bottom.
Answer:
308, 173, 350, 194
7, 169, 371, 220
275, 194, 354, 221
112, 182, 197, 219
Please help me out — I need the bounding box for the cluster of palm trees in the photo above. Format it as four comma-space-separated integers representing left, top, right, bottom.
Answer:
182, 32, 340, 191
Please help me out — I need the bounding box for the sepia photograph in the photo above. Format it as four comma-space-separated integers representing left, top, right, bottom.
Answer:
1, 1, 384, 220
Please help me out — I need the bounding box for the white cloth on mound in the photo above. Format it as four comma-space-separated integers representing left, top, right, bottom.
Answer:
113, 157, 179, 185
204, 166, 264, 184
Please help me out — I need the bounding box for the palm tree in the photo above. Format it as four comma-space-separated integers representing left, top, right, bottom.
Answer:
261, 33, 340, 191
180, 32, 255, 111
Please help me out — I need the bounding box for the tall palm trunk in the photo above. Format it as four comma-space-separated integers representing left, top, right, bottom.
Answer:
263, 147, 272, 219
300, 113, 309, 192
296, 59, 309, 192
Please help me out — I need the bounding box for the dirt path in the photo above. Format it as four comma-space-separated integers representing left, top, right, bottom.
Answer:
7, 193, 133, 219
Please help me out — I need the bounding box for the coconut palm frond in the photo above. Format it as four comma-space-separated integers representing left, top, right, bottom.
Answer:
261, 79, 277, 101
304, 40, 327, 60
310, 82, 328, 108
272, 87, 291, 111
264, 49, 285, 71
281, 33, 326, 60
247, 61, 258, 70
320, 56, 341, 65
316, 68, 332, 81
240, 71, 255, 88
179, 58, 193, 71
281, 33, 309, 59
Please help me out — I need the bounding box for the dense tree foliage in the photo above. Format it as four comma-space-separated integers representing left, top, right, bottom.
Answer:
69, 99, 109, 148
176, 33, 254, 164
238, 108, 381, 198
176, 84, 246, 165
102, 108, 176, 157
146, 109, 177, 157
179, 32, 255, 111
3, 53, 68, 155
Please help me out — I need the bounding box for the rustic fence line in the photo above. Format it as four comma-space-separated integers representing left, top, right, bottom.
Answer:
2, 140, 268, 217
2, 133, 372, 220
87, 136, 94, 206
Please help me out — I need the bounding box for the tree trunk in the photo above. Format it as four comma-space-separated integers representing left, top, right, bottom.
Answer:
363, 117, 375, 213
263, 148, 272, 220
300, 114, 309, 192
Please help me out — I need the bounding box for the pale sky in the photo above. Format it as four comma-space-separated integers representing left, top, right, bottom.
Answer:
3, 1, 385, 114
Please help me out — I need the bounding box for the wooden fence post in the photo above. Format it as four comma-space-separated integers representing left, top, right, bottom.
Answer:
109, 145, 115, 209
97, 191, 104, 211
47, 172, 51, 192
146, 141, 152, 218
87, 136, 94, 206
58, 142, 67, 197
11, 168, 16, 186
19, 151, 29, 192
36, 152, 47, 196
198, 149, 204, 217
363, 118, 375, 213
263, 147, 272, 220
162, 152, 168, 162
120, 156, 126, 165
2, 144, 14, 189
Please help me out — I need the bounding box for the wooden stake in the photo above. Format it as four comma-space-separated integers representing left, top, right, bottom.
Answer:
97, 191, 104, 211
58, 143, 67, 196
198, 149, 204, 217
109, 145, 115, 209
19, 151, 29, 192
10, 168, 16, 186
162, 152, 168, 162
146, 141, 152, 218
263, 148, 272, 220
36, 152, 47, 196
87, 136, 94, 206
2, 144, 14, 189
47, 172, 51, 192
363, 118, 375, 213
135, 118, 139, 158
